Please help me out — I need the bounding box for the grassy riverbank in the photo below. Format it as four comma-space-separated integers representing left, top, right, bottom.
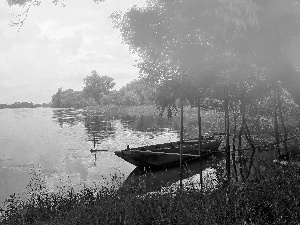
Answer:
1, 162, 300, 224
86, 104, 220, 118
86, 105, 158, 116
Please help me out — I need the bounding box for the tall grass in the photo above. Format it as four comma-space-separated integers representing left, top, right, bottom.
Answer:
86, 105, 158, 117
1, 161, 300, 224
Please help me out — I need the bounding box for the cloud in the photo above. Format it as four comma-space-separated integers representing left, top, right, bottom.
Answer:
0, 0, 146, 103
60, 31, 83, 54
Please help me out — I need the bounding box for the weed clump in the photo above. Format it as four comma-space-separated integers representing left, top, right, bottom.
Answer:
1, 162, 300, 224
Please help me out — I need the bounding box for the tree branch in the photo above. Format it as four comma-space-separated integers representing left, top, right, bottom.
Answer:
9, 0, 41, 31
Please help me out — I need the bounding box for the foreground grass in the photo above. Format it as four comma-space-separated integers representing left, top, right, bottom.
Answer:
1, 162, 300, 225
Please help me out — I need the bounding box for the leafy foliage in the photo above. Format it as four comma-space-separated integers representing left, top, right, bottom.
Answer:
111, 0, 300, 108
83, 70, 116, 105
51, 88, 92, 108
110, 0, 260, 114
111, 1, 300, 180
50, 75, 156, 108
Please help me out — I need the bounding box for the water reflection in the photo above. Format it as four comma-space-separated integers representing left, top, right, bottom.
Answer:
52, 108, 222, 142
120, 112, 223, 139
52, 108, 85, 127
52, 109, 182, 147
121, 153, 225, 193
121, 115, 177, 133
51, 108, 224, 190
52, 109, 116, 146
84, 113, 115, 145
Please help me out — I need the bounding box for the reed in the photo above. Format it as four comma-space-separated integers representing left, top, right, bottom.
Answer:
1, 162, 300, 224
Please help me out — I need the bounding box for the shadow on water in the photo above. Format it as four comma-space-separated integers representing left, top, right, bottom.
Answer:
121, 152, 225, 193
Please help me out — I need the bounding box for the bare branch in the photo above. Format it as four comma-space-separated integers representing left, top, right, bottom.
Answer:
8, 0, 106, 31
93, 0, 106, 3
9, 0, 41, 31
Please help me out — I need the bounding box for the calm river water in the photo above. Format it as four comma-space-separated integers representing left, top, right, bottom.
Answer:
0, 107, 224, 207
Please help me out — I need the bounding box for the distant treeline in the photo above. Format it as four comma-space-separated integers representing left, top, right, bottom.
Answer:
51, 70, 155, 108
0, 102, 51, 109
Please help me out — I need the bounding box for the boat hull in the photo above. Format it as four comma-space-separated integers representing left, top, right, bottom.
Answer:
115, 139, 222, 167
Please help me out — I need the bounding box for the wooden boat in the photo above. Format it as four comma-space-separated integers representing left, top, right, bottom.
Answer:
114, 136, 222, 167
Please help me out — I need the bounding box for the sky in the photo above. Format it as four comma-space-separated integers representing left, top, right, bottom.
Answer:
0, 0, 146, 104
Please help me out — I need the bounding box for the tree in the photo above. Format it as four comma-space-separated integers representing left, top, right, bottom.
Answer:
235, 0, 300, 106
51, 88, 63, 108
111, 0, 300, 107
111, 2, 300, 182
120, 79, 155, 105
110, 0, 258, 112
51, 88, 89, 108
83, 70, 115, 105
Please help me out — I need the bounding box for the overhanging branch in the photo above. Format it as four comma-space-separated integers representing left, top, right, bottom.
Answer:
9, 0, 41, 31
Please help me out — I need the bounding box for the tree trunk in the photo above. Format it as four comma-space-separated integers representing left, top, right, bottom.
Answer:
179, 98, 184, 188
224, 91, 230, 181
244, 121, 256, 180
232, 112, 238, 182
277, 86, 288, 155
238, 100, 246, 182
273, 90, 280, 158
197, 99, 203, 190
